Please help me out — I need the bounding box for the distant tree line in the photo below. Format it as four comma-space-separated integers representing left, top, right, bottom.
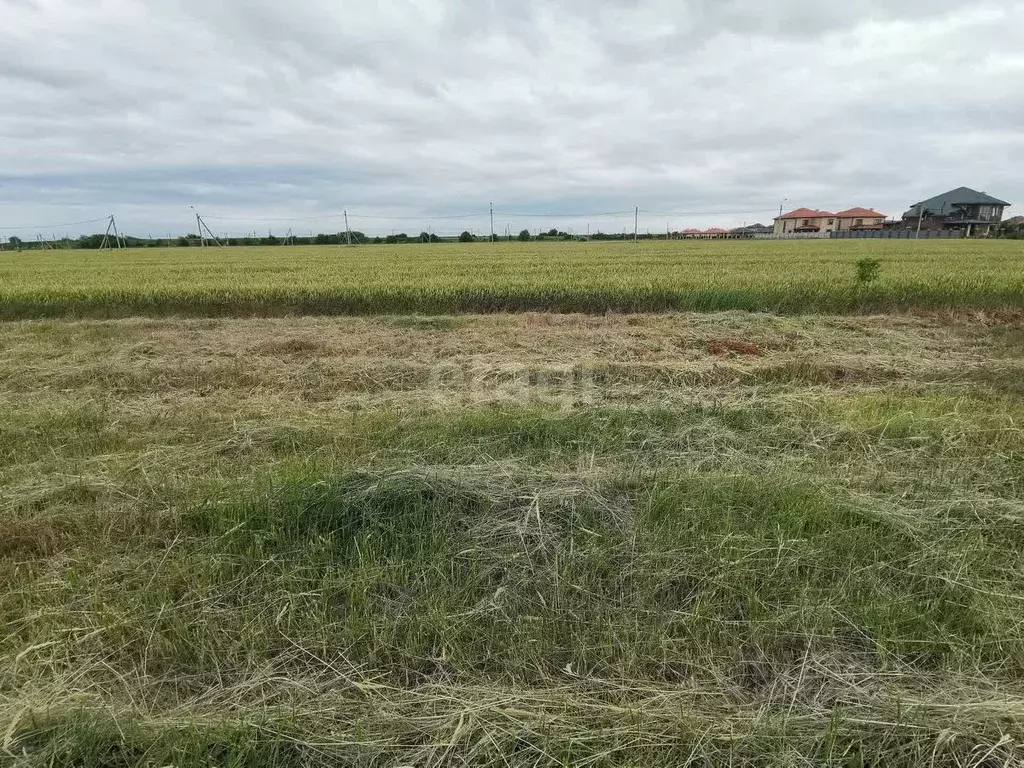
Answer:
0, 229, 667, 250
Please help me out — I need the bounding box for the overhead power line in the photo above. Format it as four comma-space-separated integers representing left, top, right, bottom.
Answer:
642, 207, 778, 216
497, 210, 635, 218
0, 216, 110, 230
201, 213, 347, 222
345, 212, 487, 221
203, 211, 489, 223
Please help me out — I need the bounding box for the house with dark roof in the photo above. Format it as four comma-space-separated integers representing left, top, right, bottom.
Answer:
730, 223, 773, 236
902, 187, 1010, 236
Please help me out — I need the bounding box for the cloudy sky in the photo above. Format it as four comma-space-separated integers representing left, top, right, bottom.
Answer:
1, 0, 1022, 238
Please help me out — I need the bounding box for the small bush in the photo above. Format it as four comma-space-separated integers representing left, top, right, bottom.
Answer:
856, 258, 881, 284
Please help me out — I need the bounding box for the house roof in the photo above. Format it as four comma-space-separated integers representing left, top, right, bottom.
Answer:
775, 207, 835, 220
835, 207, 885, 218
704, 228, 729, 234
905, 187, 1010, 217
681, 228, 702, 233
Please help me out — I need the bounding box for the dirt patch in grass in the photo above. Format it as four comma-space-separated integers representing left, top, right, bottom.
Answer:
250, 335, 334, 357
706, 338, 764, 356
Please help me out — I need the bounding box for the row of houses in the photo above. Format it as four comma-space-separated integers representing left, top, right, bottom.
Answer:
772, 187, 1012, 237
676, 224, 775, 239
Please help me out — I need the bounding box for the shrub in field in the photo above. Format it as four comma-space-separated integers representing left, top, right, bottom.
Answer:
856, 258, 881, 284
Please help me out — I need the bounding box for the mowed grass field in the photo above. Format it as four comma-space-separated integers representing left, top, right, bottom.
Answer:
2, 240, 1024, 765
0, 238, 1022, 317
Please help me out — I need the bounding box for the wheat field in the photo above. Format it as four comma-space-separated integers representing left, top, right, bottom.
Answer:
0, 239, 1021, 317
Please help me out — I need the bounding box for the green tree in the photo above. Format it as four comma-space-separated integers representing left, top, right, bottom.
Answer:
459, 231, 475, 243
518, 229, 531, 242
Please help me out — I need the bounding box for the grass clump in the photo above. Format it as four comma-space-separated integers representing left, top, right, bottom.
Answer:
856, 257, 882, 284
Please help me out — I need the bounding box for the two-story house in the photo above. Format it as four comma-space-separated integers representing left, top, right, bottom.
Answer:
773, 208, 837, 235
902, 187, 1010, 236
834, 208, 886, 231
773, 207, 886, 235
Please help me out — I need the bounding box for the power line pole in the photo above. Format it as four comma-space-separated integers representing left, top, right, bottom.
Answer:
915, 202, 923, 240
344, 210, 352, 246
634, 207, 638, 243
98, 215, 118, 250
490, 202, 494, 243
192, 214, 223, 247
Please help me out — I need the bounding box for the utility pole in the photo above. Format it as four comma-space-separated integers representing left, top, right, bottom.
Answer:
634, 207, 638, 243
98, 215, 120, 251
191, 214, 222, 247
344, 210, 352, 246
915, 202, 923, 240
490, 202, 494, 243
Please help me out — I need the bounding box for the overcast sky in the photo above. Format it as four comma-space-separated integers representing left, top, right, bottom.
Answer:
1, 0, 1022, 238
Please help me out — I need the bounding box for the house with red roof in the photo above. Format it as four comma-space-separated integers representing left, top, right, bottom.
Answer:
834, 208, 886, 231
772, 208, 837, 235
680, 227, 731, 239
773, 206, 887, 235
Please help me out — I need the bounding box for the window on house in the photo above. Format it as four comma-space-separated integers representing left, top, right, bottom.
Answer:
802, 219, 811, 226
855, 218, 863, 226
828, 219, 834, 225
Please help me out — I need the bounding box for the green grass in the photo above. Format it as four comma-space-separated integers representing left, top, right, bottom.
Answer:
2, 312, 1024, 764
0, 239, 1022, 318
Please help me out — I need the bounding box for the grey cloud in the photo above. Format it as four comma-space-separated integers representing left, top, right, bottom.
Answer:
0, 0, 1021, 237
